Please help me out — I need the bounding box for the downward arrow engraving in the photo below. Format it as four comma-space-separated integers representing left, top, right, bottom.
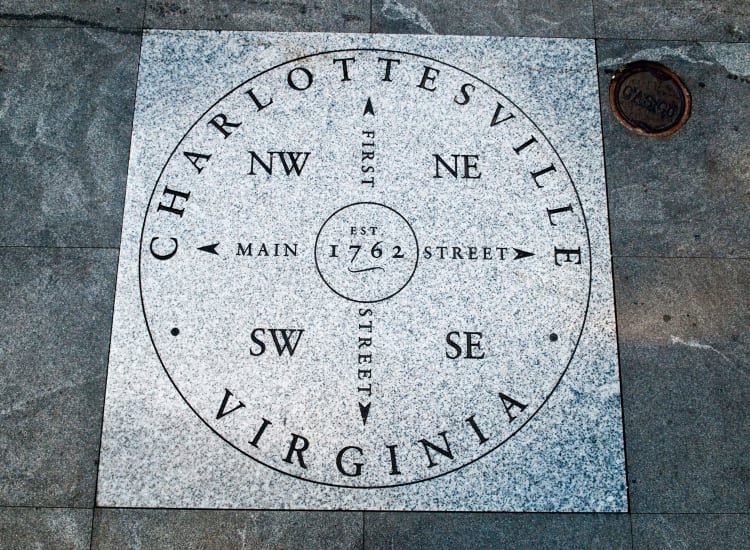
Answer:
359, 402, 371, 426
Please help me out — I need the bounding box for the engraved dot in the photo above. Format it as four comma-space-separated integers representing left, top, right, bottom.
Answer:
549, 333, 558, 342
171, 328, 180, 336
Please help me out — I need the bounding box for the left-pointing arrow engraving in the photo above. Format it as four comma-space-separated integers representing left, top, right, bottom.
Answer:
198, 243, 220, 255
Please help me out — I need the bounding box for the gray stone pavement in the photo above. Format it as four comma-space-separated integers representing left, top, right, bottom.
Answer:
0, 1, 747, 548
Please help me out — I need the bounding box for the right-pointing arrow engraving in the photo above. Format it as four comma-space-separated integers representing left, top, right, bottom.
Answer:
512, 248, 535, 260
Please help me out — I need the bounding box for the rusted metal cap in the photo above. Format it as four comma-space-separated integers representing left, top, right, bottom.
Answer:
609, 61, 691, 137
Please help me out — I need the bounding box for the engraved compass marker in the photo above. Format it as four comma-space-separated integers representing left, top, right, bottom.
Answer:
137, 48, 594, 489
99, 33, 626, 512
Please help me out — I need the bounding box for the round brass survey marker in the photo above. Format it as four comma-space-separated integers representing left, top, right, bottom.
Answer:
609, 61, 691, 137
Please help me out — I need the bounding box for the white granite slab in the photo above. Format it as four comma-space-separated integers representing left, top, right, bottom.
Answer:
98, 31, 626, 511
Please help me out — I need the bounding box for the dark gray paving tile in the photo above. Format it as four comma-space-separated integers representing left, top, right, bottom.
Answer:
0, 1, 144, 29
0, 27, 140, 247
632, 514, 750, 549
372, 0, 593, 37
0, 507, 91, 550
0, 248, 118, 507
92, 509, 362, 549
598, 40, 750, 258
615, 258, 749, 513
594, 1, 749, 41
365, 512, 630, 549
144, 0, 369, 32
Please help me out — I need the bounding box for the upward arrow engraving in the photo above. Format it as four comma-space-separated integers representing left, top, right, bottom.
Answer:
363, 97, 375, 116
359, 402, 371, 426
198, 243, 220, 255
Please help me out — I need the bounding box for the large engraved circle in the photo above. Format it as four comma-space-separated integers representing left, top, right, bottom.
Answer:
139, 49, 592, 488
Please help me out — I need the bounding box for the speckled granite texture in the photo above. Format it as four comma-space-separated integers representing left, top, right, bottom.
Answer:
1, 1, 748, 546
97, 31, 625, 511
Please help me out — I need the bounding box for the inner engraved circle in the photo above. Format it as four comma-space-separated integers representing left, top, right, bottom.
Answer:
314, 202, 419, 303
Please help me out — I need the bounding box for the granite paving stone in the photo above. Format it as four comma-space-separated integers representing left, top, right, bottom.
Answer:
598, 40, 750, 258
92, 509, 362, 550
0, 507, 91, 550
0, 248, 118, 507
96, 31, 623, 511
0, 27, 140, 248
364, 512, 631, 549
615, 257, 749, 513
632, 513, 750, 549
372, 0, 594, 37
144, 0, 369, 32
594, 1, 750, 42
0, 1, 145, 29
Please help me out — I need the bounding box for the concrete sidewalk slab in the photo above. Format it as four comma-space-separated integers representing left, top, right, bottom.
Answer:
0, 507, 91, 550
371, 0, 594, 38
0, 27, 140, 248
615, 257, 749, 513
365, 512, 631, 549
0, 1, 145, 29
594, 1, 749, 41
598, 40, 750, 258
0, 249, 117, 507
144, 0, 370, 32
